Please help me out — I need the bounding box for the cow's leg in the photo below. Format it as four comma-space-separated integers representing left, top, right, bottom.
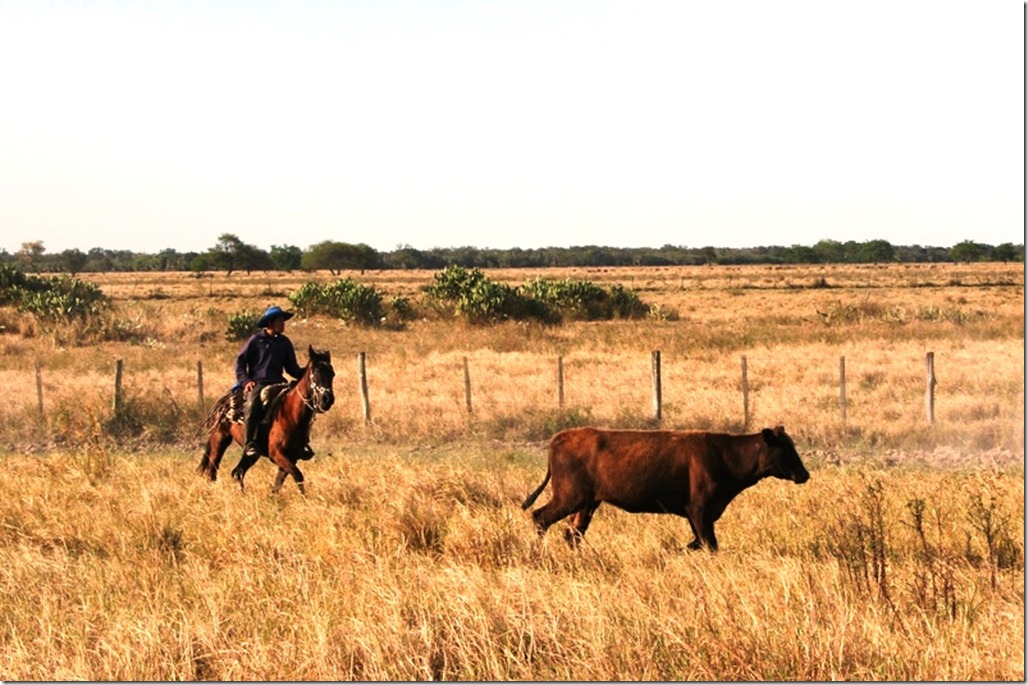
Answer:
531, 499, 580, 537
701, 522, 718, 551
564, 503, 599, 547
685, 517, 703, 550
686, 505, 720, 551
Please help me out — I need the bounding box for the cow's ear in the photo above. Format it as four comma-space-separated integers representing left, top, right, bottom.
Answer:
761, 428, 776, 445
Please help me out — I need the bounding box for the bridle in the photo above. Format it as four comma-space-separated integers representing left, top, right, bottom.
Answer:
299, 361, 334, 413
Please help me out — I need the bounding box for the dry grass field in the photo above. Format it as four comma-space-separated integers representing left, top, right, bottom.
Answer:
0, 262, 1023, 679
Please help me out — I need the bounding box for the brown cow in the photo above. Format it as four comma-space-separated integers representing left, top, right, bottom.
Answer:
521, 425, 809, 551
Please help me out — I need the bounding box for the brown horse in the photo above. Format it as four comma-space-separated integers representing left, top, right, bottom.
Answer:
197, 346, 335, 495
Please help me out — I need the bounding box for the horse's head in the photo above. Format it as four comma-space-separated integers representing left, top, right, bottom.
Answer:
306, 345, 335, 413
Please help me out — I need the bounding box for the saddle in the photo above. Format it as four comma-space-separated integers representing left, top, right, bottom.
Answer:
259, 382, 294, 425
224, 382, 293, 424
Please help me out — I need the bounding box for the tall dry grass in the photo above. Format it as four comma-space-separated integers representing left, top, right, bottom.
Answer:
0, 446, 1022, 680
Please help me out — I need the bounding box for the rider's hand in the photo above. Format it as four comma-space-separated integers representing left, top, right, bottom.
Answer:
244, 380, 256, 394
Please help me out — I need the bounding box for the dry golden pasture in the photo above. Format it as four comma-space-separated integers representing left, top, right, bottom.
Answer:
0, 262, 1023, 680
0, 262, 1022, 455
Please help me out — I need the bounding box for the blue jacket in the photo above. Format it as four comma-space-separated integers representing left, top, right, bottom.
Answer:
235, 331, 304, 389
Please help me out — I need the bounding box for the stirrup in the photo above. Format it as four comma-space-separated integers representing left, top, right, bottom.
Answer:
243, 442, 260, 458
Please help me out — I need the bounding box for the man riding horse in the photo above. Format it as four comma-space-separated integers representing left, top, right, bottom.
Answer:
235, 305, 314, 461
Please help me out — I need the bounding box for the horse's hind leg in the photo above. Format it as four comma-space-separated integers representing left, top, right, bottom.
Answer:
198, 431, 233, 481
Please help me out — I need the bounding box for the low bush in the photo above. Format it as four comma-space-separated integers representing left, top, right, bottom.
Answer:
0, 265, 111, 343
226, 308, 261, 341
427, 267, 650, 325
288, 278, 385, 326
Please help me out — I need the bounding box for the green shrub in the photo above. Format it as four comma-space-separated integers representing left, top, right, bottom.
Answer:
606, 283, 648, 318
456, 279, 521, 324
425, 265, 487, 303
323, 278, 384, 325
426, 267, 536, 324
426, 268, 650, 325
0, 264, 33, 305
523, 278, 648, 321
388, 296, 417, 322
226, 309, 260, 341
287, 279, 385, 326
286, 281, 327, 317
523, 278, 608, 320
16, 274, 109, 323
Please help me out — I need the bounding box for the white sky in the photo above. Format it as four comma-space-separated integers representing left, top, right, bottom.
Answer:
0, 0, 1023, 255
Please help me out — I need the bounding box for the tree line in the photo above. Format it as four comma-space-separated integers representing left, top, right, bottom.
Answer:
3, 235, 1022, 275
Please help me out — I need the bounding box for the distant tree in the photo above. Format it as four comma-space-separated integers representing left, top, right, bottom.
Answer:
17, 241, 45, 272
58, 248, 88, 275
812, 239, 845, 263
202, 234, 270, 274
699, 246, 718, 265
992, 242, 1021, 262
154, 248, 192, 271
302, 241, 381, 274
784, 244, 818, 263
212, 233, 245, 274
387, 244, 429, 270
85, 248, 113, 272
857, 239, 895, 264
237, 244, 273, 273
949, 240, 989, 263
270, 244, 303, 271
190, 252, 217, 273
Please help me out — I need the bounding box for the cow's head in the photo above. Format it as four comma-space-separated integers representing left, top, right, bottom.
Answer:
760, 426, 809, 484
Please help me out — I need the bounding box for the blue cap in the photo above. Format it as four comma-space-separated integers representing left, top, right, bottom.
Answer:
256, 305, 294, 328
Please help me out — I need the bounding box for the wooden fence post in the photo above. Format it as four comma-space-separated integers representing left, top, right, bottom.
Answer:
651, 350, 662, 421
196, 359, 205, 413
741, 355, 750, 429
113, 358, 123, 414
358, 351, 371, 424
557, 356, 565, 411
463, 356, 473, 414
839, 356, 847, 425
925, 351, 936, 424
35, 361, 44, 417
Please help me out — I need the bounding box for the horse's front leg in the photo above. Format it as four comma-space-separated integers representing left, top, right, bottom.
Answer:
272, 468, 288, 492
268, 451, 305, 496
231, 449, 261, 492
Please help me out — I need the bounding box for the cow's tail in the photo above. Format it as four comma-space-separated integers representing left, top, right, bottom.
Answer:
521, 466, 551, 510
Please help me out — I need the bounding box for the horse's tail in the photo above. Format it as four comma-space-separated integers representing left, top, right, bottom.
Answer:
197, 440, 214, 475
196, 391, 239, 476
